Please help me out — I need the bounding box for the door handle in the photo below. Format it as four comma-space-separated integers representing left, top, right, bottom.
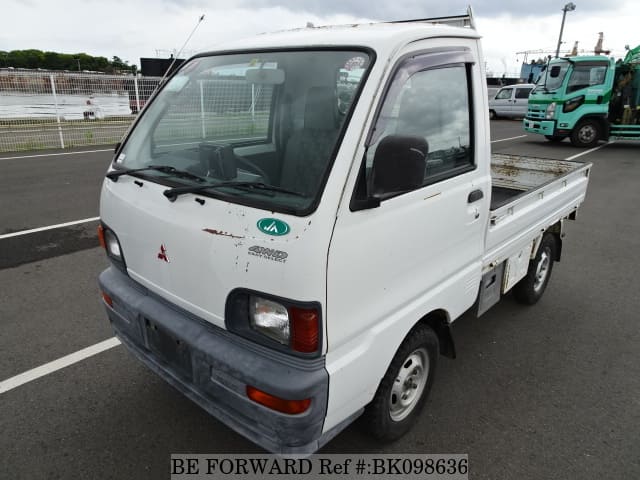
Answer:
468, 189, 484, 203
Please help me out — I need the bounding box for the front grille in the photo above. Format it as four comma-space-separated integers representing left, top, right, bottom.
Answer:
527, 107, 546, 120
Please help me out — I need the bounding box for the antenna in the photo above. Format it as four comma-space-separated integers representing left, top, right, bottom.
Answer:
160, 14, 205, 83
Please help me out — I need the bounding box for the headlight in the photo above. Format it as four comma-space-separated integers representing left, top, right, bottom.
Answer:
250, 296, 290, 345
98, 223, 127, 272
563, 95, 585, 113
104, 229, 122, 259
226, 290, 321, 356
545, 102, 557, 119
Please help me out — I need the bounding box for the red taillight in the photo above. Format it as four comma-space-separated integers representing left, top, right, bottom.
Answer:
97, 225, 106, 249
246, 386, 311, 414
290, 307, 319, 353
101, 291, 113, 307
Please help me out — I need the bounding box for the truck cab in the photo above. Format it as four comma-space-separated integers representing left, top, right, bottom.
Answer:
524, 50, 640, 147
98, 14, 590, 454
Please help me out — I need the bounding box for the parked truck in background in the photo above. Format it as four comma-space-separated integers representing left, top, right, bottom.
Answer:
524, 45, 640, 147
97, 11, 591, 454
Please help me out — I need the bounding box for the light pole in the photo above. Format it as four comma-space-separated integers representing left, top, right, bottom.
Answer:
555, 2, 576, 58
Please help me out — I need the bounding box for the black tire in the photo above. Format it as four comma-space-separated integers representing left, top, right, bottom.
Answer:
544, 135, 566, 142
360, 324, 439, 442
570, 119, 600, 148
513, 233, 557, 305
489, 110, 498, 120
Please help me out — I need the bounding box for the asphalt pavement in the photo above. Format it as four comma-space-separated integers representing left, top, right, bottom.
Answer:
1, 124, 639, 479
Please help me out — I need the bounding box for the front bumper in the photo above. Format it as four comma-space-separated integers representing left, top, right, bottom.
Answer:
98, 267, 331, 454
523, 118, 556, 136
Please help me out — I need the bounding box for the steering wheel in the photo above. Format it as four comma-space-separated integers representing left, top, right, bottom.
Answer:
235, 153, 272, 184
199, 142, 271, 184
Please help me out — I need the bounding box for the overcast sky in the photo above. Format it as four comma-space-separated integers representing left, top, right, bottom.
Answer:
2, 0, 638, 76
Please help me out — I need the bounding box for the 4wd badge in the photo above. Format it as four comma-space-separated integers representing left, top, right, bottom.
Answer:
257, 218, 290, 236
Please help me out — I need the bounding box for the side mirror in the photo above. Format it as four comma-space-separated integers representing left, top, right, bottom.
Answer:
350, 195, 381, 211
370, 135, 428, 195
550, 66, 561, 78
114, 142, 121, 153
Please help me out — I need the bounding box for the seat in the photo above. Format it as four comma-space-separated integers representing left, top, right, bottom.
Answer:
279, 87, 339, 196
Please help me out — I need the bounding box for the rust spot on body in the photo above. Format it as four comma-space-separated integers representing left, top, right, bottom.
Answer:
203, 228, 244, 239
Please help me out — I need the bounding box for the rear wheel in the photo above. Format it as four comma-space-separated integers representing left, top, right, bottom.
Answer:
361, 324, 438, 441
570, 119, 600, 148
513, 233, 557, 305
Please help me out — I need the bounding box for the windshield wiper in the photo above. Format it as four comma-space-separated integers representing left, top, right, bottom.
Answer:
106, 165, 205, 183
163, 181, 305, 201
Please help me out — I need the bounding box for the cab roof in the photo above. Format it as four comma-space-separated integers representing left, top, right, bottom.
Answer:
203, 21, 480, 57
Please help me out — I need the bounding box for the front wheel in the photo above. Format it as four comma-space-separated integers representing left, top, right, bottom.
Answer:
361, 324, 438, 442
489, 110, 498, 120
570, 119, 600, 148
513, 233, 557, 305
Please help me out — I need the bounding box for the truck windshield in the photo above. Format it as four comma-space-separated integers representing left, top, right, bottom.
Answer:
114, 49, 371, 215
536, 59, 570, 92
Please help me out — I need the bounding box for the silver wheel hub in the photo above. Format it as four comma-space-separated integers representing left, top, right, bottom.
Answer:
533, 249, 551, 292
389, 348, 429, 422
578, 125, 596, 143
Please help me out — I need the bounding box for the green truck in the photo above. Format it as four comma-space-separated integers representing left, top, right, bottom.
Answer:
523, 45, 640, 147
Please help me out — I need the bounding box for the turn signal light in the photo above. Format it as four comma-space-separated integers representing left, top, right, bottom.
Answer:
101, 291, 113, 307
246, 386, 311, 414
290, 307, 319, 353
97, 225, 106, 249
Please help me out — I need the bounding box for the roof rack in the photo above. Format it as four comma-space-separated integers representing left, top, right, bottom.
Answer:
389, 6, 475, 29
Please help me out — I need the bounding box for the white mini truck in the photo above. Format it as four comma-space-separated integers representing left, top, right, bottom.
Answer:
98, 13, 591, 454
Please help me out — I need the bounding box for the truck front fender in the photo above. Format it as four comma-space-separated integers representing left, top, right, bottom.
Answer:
421, 310, 456, 359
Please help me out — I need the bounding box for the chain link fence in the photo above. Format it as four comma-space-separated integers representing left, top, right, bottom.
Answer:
0, 70, 161, 152
153, 80, 273, 145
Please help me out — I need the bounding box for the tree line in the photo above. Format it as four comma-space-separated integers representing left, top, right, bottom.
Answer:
0, 50, 137, 74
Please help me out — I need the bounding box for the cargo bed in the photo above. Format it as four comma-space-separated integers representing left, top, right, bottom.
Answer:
484, 153, 591, 267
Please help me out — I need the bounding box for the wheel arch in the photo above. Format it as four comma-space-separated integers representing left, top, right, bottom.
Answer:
545, 222, 564, 261
418, 309, 456, 359
574, 114, 608, 138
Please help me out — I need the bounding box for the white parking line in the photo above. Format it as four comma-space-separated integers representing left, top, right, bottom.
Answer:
0, 148, 112, 161
0, 337, 121, 394
564, 141, 614, 161
491, 135, 527, 143
0, 217, 100, 240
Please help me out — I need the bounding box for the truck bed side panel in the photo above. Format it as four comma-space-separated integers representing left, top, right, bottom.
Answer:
484, 155, 591, 267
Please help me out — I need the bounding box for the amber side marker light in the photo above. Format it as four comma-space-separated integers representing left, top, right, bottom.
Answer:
290, 306, 319, 353
101, 291, 113, 307
97, 225, 106, 249
246, 386, 311, 414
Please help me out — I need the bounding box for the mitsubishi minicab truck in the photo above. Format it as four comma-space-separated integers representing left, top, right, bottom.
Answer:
98, 11, 591, 454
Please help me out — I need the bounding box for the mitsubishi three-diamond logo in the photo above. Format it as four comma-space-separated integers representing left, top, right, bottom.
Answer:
157, 244, 169, 262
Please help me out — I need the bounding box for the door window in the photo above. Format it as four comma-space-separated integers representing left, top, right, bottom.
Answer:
567, 63, 608, 93
515, 87, 533, 99
363, 58, 474, 199
495, 88, 512, 100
